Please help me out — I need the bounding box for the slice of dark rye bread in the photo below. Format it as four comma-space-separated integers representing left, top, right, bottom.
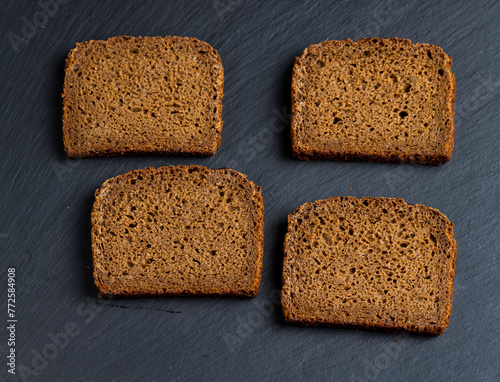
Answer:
281, 196, 457, 335
62, 36, 223, 157
291, 38, 456, 164
91, 165, 264, 297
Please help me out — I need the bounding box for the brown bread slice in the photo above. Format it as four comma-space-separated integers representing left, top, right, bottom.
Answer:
63, 36, 223, 157
282, 196, 457, 335
291, 38, 455, 164
92, 165, 263, 297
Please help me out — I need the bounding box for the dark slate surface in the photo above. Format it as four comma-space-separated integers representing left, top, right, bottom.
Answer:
1, 0, 499, 381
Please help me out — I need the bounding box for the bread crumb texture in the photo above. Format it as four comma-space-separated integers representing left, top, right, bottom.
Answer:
291, 38, 455, 164
282, 196, 456, 335
63, 36, 224, 157
92, 165, 263, 297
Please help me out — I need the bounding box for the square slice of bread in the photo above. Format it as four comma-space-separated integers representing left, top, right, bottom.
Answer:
92, 165, 263, 297
63, 36, 223, 157
291, 38, 455, 164
282, 196, 457, 335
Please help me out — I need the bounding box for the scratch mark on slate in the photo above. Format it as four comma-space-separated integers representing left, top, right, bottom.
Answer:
97, 301, 181, 314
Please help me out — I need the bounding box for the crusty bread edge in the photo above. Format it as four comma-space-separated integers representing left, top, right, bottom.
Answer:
62, 36, 224, 158
281, 196, 457, 335
290, 37, 456, 165
91, 165, 263, 298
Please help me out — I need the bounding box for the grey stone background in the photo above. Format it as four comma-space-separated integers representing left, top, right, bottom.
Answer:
0, 0, 499, 380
